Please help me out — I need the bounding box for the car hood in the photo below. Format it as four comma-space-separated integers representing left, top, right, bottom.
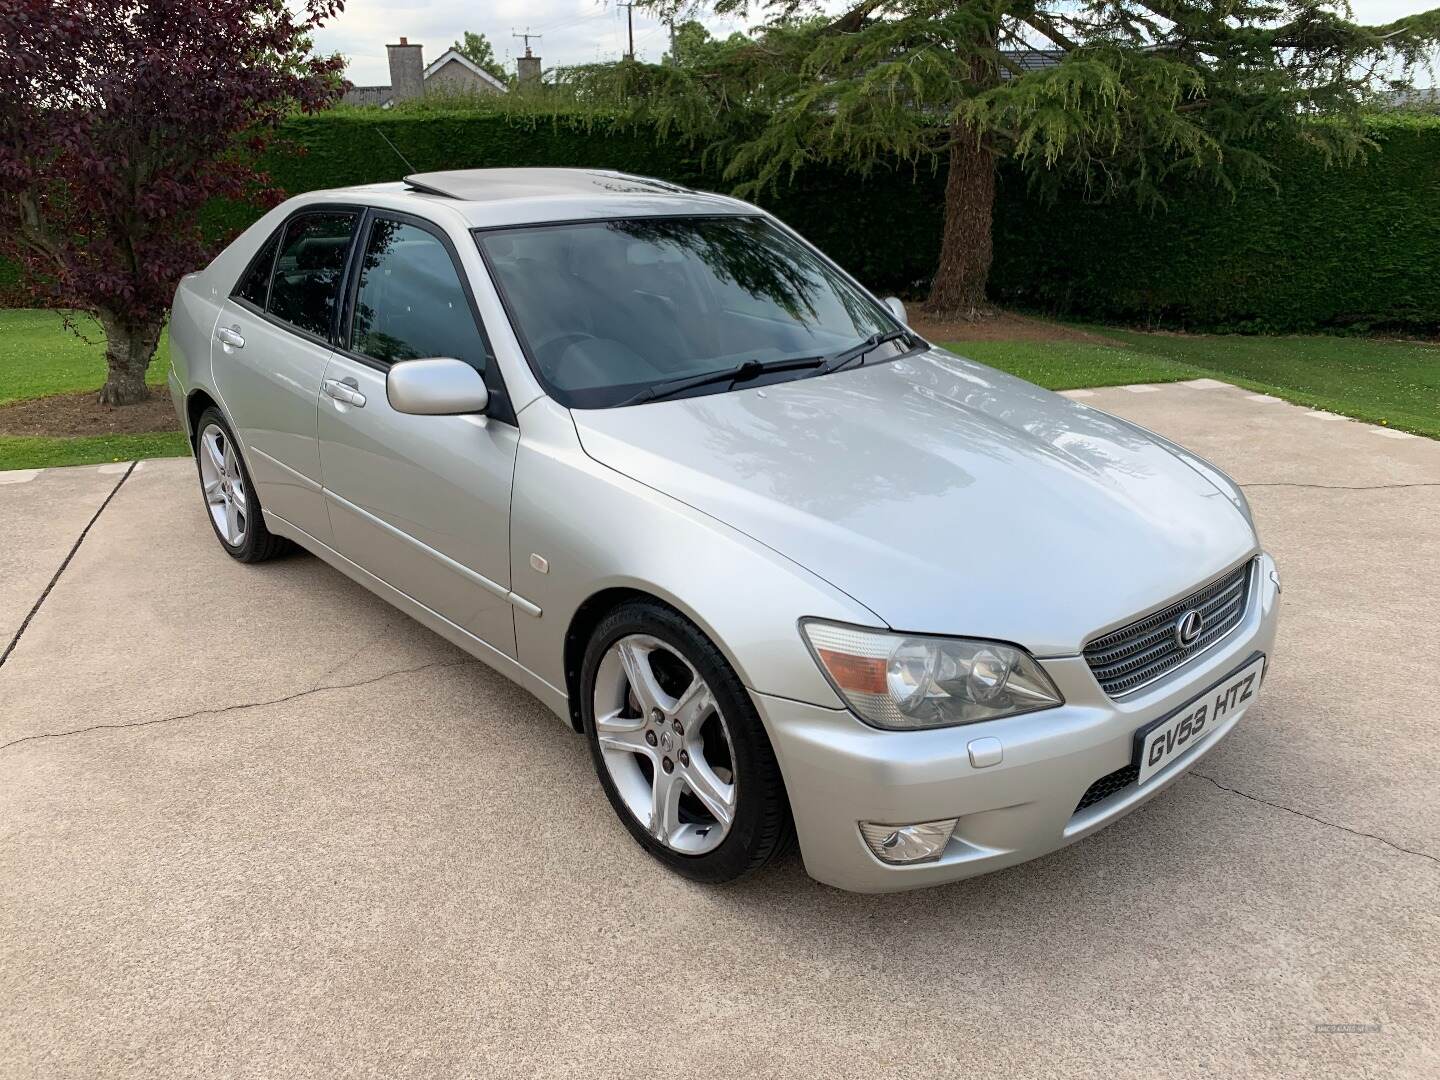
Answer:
570, 349, 1257, 656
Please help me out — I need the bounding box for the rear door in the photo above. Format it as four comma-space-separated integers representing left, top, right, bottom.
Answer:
213, 208, 360, 542
317, 210, 521, 657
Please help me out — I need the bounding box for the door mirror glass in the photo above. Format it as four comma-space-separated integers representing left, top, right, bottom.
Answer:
386, 358, 490, 416
884, 296, 908, 324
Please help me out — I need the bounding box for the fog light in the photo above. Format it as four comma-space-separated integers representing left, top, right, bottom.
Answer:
859, 818, 958, 864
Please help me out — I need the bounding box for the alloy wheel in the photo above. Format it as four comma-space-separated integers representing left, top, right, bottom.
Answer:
198, 422, 248, 547
592, 633, 738, 855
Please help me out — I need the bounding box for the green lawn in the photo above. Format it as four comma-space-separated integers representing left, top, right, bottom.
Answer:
943, 330, 1440, 439
0, 309, 171, 406
0, 432, 189, 471
942, 340, 1204, 391
0, 309, 181, 470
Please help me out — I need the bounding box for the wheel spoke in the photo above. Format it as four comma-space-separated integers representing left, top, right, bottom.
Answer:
224, 495, 240, 542
685, 755, 736, 828
671, 678, 715, 737
594, 709, 653, 755
650, 763, 683, 843
202, 432, 225, 475
617, 639, 669, 714
203, 478, 223, 501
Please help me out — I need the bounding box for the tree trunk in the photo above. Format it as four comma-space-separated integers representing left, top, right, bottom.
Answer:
924, 121, 997, 319
95, 309, 163, 406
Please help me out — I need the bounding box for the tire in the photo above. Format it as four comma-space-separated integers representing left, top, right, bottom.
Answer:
580, 599, 795, 883
192, 406, 290, 563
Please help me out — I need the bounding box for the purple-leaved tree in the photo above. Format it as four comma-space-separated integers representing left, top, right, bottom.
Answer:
0, 0, 346, 404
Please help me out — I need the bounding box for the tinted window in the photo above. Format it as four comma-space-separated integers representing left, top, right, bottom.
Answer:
477, 216, 894, 408
235, 230, 279, 307
268, 212, 357, 338
350, 219, 489, 370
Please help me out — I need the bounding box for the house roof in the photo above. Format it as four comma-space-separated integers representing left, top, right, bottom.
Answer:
423, 48, 508, 92
999, 48, 1064, 80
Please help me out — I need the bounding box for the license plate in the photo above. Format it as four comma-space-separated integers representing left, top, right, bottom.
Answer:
1135, 654, 1265, 786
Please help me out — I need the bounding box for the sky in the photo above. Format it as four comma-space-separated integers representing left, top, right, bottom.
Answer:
313, 0, 752, 86
312, 0, 1436, 86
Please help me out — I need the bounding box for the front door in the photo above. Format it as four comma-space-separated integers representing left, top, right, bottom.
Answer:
317, 212, 520, 657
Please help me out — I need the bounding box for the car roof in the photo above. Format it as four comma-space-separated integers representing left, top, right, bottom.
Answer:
318, 168, 756, 229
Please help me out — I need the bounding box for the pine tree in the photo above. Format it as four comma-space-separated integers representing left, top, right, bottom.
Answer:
559, 0, 1440, 317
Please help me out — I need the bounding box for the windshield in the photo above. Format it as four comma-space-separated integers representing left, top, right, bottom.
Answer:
475, 216, 902, 408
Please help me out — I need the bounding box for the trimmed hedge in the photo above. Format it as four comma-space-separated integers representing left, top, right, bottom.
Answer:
10, 108, 1440, 332
990, 114, 1440, 333
201, 110, 948, 299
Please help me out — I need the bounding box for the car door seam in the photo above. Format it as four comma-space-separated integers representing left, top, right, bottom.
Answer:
247, 445, 323, 491
322, 487, 541, 617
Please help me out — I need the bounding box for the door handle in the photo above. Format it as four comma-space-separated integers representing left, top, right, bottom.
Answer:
322, 378, 366, 408
215, 326, 245, 349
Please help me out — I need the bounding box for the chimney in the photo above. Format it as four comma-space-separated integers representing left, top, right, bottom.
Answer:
516, 52, 542, 85
387, 38, 425, 103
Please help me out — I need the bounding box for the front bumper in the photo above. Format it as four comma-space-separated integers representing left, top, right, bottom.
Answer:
758, 553, 1281, 893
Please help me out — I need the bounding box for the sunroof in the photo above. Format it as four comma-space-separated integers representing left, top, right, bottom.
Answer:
402, 168, 690, 202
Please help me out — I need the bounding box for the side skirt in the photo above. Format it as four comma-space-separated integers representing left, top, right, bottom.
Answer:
263, 509, 571, 723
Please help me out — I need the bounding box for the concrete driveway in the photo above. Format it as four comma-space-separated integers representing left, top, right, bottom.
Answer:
2, 382, 1437, 1079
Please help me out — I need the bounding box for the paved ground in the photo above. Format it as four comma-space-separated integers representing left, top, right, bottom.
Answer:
1, 382, 1437, 1079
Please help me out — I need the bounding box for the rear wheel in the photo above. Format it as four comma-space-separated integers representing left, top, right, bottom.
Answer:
581, 601, 794, 883
193, 407, 289, 563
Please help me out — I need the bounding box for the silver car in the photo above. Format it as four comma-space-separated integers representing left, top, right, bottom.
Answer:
168, 168, 1279, 892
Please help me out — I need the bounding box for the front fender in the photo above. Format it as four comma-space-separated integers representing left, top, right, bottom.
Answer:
509, 398, 881, 713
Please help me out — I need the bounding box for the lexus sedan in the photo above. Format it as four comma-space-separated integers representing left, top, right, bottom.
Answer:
168, 168, 1279, 892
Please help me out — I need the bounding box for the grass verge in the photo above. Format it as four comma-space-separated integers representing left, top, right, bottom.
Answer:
0, 432, 189, 472
938, 340, 1202, 390
943, 330, 1440, 438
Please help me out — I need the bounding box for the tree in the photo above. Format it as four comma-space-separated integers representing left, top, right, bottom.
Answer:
453, 31, 511, 85
560, 0, 1440, 317
663, 19, 751, 67
0, 0, 345, 405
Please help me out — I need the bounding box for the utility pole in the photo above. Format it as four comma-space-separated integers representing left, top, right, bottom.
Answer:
616, 2, 635, 61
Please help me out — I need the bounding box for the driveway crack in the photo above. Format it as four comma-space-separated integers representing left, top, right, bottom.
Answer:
1238, 481, 1440, 492
1188, 771, 1439, 867
0, 461, 137, 670
0, 657, 478, 758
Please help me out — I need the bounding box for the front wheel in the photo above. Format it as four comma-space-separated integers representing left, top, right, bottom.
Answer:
581, 601, 794, 883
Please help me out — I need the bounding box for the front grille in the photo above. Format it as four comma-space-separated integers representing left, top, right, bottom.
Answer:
1075, 763, 1139, 813
1083, 560, 1254, 697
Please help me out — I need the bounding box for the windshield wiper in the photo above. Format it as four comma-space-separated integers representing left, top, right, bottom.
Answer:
812, 329, 914, 377
617, 356, 826, 407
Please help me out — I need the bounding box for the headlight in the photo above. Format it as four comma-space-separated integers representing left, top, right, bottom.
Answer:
801, 621, 1063, 730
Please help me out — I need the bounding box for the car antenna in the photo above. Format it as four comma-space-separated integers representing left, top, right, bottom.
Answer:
376, 129, 417, 174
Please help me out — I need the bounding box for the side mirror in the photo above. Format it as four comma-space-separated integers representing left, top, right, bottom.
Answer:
386, 358, 490, 416
884, 296, 909, 324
